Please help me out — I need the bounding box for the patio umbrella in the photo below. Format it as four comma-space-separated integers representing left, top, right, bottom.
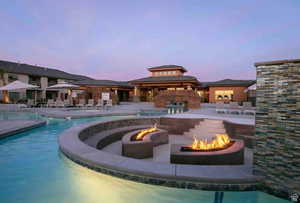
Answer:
47, 81, 79, 89
0, 80, 38, 91
47, 81, 79, 104
0, 80, 39, 104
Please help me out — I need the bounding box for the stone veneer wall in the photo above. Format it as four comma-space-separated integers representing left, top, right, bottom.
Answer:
254, 59, 300, 198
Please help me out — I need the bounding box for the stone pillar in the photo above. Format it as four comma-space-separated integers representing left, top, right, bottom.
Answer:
254, 59, 300, 199
133, 86, 140, 102
40, 77, 48, 99
114, 89, 119, 104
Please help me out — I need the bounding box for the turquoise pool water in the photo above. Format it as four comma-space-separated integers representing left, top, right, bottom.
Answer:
0, 113, 289, 203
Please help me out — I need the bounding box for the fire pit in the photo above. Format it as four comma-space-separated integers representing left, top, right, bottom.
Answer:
181, 134, 234, 152
122, 125, 168, 159
130, 124, 157, 141
171, 134, 244, 165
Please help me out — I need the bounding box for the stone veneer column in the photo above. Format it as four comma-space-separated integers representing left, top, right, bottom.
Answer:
40, 77, 48, 99
254, 59, 300, 198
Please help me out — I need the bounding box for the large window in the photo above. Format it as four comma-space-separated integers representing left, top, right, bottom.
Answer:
8, 74, 18, 83
215, 90, 234, 101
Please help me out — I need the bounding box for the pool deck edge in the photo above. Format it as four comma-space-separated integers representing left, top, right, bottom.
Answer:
0, 120, 47, 139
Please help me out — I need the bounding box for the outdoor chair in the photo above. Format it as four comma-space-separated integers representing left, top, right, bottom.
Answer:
86, 99, 94, 108
76, 99, 86, 108
55, 100, 65, 108
105, 99, 113, 109
47, 99, 55, 107
215, 101, 227, 113
96, 99, 104, 109
228, 102, 241, 114
27, 99, 35, 108
63, 99, 72, 107
242, 102, 256, 115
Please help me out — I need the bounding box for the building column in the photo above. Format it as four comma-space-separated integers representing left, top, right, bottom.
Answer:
40, 77, 48, 100
133, 86, 140, 102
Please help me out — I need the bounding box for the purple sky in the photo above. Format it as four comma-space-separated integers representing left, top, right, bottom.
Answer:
1, 0, 299, 81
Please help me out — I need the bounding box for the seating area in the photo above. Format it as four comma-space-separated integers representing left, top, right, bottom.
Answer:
25, 98, 115, 109
216, 101, 255, 115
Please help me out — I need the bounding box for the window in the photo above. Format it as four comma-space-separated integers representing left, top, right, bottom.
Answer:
167, 88, 175, 90
8, 74, 18, 83
197, 91, 204, 97
215, 90, 234, 101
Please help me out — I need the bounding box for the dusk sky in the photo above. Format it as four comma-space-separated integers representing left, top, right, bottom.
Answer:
1, 0, 299, 81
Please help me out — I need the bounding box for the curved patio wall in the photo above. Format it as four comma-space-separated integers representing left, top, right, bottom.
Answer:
59, 117, 260, 192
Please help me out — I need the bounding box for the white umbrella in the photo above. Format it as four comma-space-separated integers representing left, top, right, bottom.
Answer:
47, 81, 79, 89
47, 81, 79, 104
0, 80, 39, 104
0, 80, 38, 91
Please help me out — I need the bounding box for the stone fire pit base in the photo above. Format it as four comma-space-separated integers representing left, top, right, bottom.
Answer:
170, 139, 244, 165
122, 129, 168, 159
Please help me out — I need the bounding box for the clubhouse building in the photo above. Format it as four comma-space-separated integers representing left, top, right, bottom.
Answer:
0, 60, 255, 107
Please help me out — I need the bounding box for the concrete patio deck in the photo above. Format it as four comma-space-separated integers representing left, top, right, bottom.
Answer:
0, 120, 46, 139
25, 102, 160, 119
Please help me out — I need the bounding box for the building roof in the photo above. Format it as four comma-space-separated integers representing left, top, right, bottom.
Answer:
199, 79, 255, 88
254, 59, 300, 67
148, 65, 187, 72
0, 60, 92, 81
130, 75, 199, 84
74, 79, 133, 88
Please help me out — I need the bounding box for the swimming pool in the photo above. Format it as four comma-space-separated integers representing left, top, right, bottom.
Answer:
0, 113, 288, 203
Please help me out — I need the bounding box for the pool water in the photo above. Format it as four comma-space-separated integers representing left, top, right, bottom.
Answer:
0, 113, 289, 203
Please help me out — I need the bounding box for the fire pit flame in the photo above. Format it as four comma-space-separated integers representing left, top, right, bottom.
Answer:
135, 123, 157, 140
191, 134, 231, 151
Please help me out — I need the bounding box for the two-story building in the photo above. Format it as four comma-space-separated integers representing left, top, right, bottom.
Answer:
0, 60, 133, 104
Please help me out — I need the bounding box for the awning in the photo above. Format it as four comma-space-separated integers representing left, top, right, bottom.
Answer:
244, 84, 256, 92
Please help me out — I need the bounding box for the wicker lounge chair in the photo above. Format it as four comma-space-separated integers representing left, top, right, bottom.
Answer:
105, 99, 113, 109
27, 99, 35, 108
47, 99, 55, 107
96, 99, 104, 109
55, 99, 65, 108
76, 99, 86, 108
242, 102, 256, 115
228, 102, 241, 114
216, 101, 227, 113
86, 99, 94, 108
